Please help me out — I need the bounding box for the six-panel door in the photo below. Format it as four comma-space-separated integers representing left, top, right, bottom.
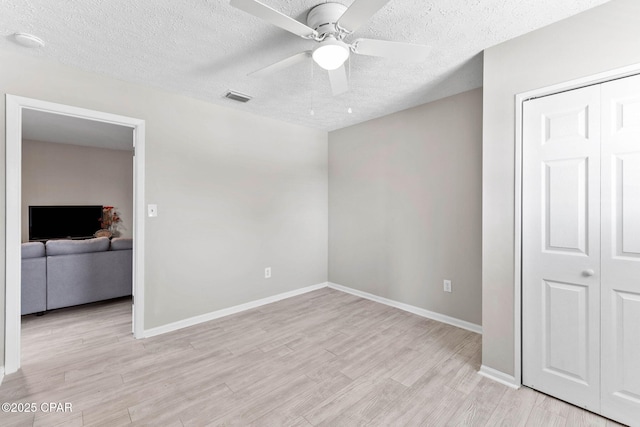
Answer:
522, 85, 602, 412
523, 75, 640, 426
600, 74, 640, 427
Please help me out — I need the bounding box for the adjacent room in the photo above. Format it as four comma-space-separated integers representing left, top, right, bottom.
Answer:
20, 110, 135, 367
1, 0, 639, 425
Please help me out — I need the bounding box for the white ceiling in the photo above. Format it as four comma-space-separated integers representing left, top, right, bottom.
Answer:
1, 0, 610, 131
22, 109, 133, 151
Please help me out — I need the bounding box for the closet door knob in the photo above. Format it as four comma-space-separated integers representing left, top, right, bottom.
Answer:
583, 269, 595, 277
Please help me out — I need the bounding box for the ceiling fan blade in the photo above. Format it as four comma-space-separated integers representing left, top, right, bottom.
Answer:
353, 38, 430, 61
230, 0, 317, 38
337, 0, 391, 32
249, 51, 310, 77
328, 65, 348, 96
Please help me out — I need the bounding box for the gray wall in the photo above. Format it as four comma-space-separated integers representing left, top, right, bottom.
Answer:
329, 88, 483, 326
0, 48, 328, 365
482, 0, 640, 376
22, 140, 134, 241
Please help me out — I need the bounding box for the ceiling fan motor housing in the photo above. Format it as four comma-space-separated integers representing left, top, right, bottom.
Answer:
307, 2, 348, 38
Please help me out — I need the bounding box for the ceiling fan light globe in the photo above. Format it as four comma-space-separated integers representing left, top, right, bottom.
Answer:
312, 39, 349, 71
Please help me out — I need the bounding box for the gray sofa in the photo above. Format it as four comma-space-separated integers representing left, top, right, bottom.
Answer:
21, 237, 133, 315
21, 242, 47, 315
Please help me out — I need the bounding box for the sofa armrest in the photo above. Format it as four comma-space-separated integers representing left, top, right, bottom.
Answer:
22, 241, 45, 259
111, 237, 133, 251
22, 257, 46, 315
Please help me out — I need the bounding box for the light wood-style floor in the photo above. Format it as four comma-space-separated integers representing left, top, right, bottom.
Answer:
0, 288, 624, 426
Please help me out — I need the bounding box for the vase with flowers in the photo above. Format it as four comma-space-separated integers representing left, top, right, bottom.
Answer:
95, 206, 122, 238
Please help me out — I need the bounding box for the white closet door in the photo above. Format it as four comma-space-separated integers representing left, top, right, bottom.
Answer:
600, 74, 640, 426
522, 85, 602, 412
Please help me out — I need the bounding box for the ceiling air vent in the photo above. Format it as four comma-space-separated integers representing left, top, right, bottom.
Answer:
224, 91, 252, 103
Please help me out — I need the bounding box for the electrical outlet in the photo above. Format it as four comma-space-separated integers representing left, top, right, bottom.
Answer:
265, 267, 271, 279
443, 280, 452, 293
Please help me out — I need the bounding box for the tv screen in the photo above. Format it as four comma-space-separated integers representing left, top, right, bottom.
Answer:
29, 205, 103, 241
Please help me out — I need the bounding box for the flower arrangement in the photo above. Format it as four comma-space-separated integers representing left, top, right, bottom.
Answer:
99, 206, 121, 231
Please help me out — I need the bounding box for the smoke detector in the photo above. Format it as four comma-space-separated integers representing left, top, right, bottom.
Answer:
13, 33, 45, 48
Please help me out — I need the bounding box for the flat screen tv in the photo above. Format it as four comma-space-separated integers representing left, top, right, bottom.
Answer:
29, 205, 103, 241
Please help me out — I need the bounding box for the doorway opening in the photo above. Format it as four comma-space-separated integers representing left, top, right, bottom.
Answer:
5, 95, 146, 374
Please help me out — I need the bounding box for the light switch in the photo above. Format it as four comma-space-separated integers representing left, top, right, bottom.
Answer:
443, 280, 452, 293
148, 204, 158, 217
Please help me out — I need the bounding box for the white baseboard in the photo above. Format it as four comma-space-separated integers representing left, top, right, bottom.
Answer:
143, 282, 328, 338
0, 366, 4, 386
328, 282, 482, 334
478, 365, 521, 389
143, 281, 482, 340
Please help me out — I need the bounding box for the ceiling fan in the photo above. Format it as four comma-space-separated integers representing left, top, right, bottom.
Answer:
230, 0, 430, 96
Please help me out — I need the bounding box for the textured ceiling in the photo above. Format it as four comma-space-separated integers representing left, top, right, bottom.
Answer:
1, 0, 610, 131
23, 109, 133, 151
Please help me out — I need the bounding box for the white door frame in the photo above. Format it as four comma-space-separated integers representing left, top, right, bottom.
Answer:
513, 64, 640, 387
5, 95, 146, 374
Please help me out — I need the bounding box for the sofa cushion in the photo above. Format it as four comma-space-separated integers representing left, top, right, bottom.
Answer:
46, 250, 132, 310
110, 237, 133, 251
46, 237, 110, 256
22, 242, 45, 259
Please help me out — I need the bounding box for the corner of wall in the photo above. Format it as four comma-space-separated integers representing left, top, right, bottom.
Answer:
478, 365, 521, 389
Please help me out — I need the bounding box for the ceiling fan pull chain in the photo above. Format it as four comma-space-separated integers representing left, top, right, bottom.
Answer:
310, 57, 315, 116
346, 57, 352, 114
